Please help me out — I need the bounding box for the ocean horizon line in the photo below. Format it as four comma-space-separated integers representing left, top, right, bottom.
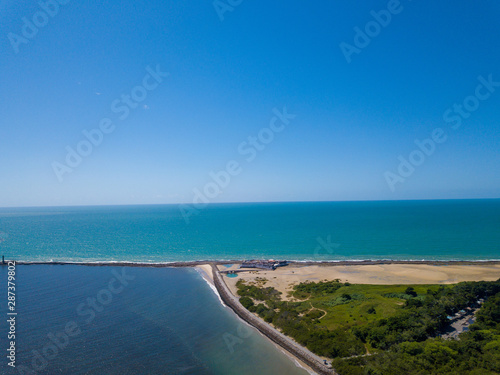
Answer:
1, 197, 499, 210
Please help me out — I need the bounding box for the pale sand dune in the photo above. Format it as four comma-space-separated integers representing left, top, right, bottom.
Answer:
224, 264, 500, 300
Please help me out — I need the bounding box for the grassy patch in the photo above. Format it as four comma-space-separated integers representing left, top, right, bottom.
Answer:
236, 277, 500, 370
310, 284, 440, 330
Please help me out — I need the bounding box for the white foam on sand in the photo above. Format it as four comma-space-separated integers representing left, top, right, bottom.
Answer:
195, 267, 226, 307
276, 347, 318, 375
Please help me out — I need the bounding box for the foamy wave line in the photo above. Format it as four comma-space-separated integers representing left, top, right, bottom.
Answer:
281, 350, 316, 375
194, 267, 226, 307
13, 260, 211, 266
11, 258, 500, 265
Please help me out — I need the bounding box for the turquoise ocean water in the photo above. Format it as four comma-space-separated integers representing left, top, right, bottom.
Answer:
0, 200, 499, 262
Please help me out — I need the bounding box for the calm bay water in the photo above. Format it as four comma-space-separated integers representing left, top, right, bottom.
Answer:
0, 200, 499, 262
0, 265, 308, 375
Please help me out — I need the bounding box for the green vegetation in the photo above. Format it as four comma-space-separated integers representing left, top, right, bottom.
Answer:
236, 277, 500, 374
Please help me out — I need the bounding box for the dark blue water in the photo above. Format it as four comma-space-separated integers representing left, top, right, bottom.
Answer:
0, 200, 499, 262
0, 265, 308, 375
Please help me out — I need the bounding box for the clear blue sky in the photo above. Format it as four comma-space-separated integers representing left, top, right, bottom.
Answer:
1, 0, 499, 207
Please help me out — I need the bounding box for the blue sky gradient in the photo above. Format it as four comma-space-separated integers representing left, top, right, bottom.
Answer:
1, 0, 499, 207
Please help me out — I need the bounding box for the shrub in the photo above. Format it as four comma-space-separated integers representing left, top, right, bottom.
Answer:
239, 296, 254, 309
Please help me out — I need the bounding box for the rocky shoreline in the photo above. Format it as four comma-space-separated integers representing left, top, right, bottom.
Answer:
210, 264, 336, 375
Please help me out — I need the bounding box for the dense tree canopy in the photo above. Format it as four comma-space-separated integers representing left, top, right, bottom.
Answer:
237, 278, 500, 374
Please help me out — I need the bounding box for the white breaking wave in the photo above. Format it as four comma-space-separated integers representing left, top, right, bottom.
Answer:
194, 267, 226, 307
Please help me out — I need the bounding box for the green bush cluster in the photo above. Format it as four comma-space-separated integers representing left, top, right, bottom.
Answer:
237, 277, 500, 374
236, 279, 281, 301
293, 279, 345, 296
237, 279, 366, 358
353, 280, 500, 350
335, 279, 500, 374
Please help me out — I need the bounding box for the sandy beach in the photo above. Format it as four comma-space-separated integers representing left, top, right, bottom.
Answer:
196, 264, 214, 283
222, 263, 500, 301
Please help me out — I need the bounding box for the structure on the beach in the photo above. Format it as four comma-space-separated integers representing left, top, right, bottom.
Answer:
240, 260, 288, 270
